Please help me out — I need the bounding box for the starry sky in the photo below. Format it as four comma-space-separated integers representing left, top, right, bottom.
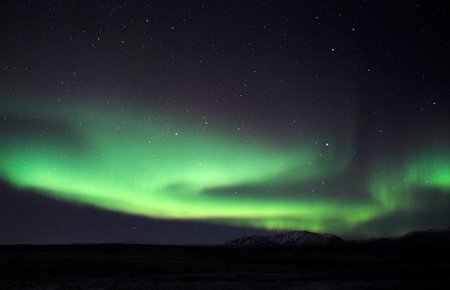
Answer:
1, 0, 449, 244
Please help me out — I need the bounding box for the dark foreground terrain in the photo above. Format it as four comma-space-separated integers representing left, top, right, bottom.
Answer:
1, 240, 450, 290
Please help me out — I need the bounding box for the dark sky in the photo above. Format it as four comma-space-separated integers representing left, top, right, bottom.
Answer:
0, 0, 449, 244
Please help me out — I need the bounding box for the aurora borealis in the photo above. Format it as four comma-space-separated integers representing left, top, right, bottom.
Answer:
1, 1, 449, 244
1, 95, 449, 235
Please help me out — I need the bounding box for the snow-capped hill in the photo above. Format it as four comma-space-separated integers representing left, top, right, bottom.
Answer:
225, 231, 344, 246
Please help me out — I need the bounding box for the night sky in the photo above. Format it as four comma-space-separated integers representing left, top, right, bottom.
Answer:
1, 0, 449, 244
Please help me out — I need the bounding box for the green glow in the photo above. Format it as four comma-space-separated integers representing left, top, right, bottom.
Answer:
1, 96, 449, 235
369, 148, 450, 211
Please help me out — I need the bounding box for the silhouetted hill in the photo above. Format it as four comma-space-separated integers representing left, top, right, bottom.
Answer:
226, 228, 450, 247
225, 230, 344, 246
362, 228, 450, 246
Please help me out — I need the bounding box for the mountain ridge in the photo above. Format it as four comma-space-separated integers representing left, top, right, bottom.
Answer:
225, 230, 344, 246
225, 228, 450, 246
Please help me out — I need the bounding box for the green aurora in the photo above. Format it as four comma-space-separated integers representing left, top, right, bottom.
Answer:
1, 96, 449, 235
